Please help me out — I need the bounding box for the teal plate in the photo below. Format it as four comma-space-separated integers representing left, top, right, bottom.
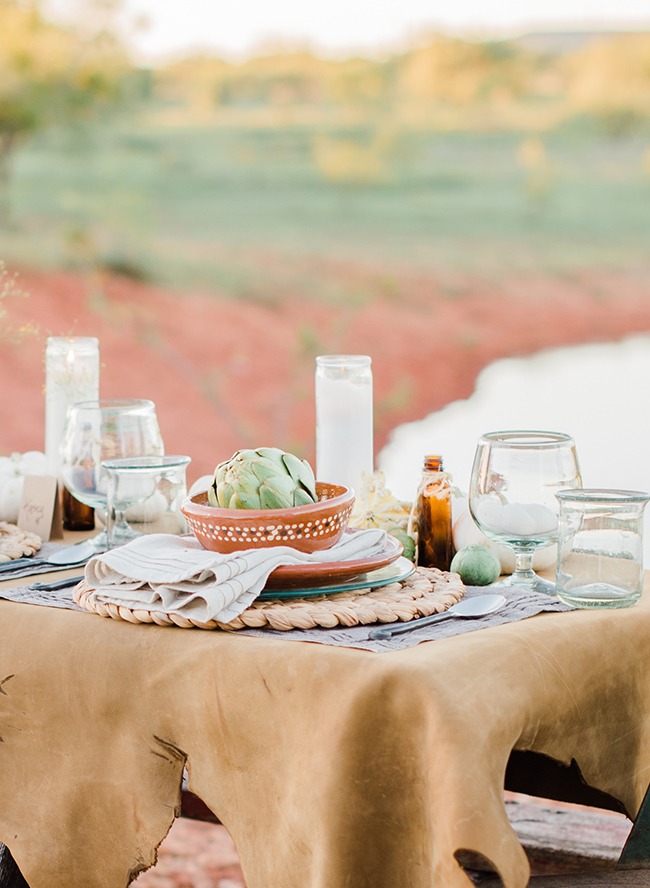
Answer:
258, 556, 415, 600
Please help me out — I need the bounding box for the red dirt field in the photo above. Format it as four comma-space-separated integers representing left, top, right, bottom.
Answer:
2, 263, 650, 487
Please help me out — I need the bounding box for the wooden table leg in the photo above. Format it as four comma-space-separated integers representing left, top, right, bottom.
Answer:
180, 789, 221, 824
618, 782, 650, 869
0, 843, 29, 888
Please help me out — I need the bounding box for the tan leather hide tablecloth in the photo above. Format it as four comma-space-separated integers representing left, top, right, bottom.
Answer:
1, 579, 649, 888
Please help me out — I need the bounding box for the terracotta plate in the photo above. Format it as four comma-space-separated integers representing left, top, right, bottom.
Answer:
264, 531, 404, 590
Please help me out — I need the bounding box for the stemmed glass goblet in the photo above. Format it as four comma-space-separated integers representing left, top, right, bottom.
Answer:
59, 399, 165, 552
469, 430, 582, 595
103, 455, 191, 549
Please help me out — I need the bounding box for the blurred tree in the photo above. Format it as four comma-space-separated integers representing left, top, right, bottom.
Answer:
96, 29, 650, 136
398, 36, 535, 109
516, 136, 554, 209
562, 34, 650, 135
0, 0, 131, 225
312, 134, 388, 183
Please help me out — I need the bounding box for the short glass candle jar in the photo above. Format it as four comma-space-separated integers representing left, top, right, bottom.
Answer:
555, 488, 650, 609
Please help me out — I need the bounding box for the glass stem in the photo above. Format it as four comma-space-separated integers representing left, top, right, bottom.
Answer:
512, 550, 536, 583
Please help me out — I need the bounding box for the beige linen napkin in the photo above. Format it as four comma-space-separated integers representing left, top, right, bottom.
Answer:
82, 529, 388, 624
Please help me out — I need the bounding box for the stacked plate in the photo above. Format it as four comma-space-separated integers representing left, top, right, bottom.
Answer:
260, 533, 413, 600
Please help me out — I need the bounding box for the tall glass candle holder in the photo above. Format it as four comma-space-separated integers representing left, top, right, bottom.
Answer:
45, 337, 100, 476
315, 355, 373, 493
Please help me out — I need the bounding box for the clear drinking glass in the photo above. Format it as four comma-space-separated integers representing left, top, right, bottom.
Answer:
556, 489, 650, 608
59, 399, 165, 552
104, 455, 191, 548
469, 430, 582, 594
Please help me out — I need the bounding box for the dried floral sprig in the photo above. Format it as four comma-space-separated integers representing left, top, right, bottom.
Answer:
0, 261, 36, 341
0, 260, 21, 305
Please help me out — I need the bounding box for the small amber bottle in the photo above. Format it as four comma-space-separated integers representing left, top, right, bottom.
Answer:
62, 486, 95, 532
413, 455, 453, 571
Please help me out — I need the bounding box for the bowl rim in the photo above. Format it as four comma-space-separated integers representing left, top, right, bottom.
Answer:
181, 481, 354, 519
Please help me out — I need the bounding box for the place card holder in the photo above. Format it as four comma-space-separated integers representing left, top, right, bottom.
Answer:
17, 476, 64, 541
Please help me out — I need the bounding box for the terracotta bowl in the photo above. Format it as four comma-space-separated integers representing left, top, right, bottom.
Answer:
181, 482, 355, 554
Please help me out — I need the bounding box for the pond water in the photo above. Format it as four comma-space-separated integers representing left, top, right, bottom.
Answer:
379, 334, 650, 560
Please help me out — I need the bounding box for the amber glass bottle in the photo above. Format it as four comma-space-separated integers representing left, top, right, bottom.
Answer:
62, 485, 95, 532
414, 455, 453, 571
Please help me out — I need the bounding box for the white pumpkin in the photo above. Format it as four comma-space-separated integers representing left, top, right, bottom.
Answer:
124, 490, 168, 523
17, 451, 48, 476
349, 470, 411, 531
189, 475, 214, 498
452, 504, 556, 574
0, 450, 48, 522
0, 476, 25, 524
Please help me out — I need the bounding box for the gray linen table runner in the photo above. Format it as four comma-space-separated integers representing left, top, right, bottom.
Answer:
0, 581, 573, 651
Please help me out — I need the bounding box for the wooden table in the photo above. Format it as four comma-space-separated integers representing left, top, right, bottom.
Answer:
2, 539, 650, 888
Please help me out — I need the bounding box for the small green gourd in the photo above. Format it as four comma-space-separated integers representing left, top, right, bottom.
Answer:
386, 527, 416, 562
450, 544, 501, 586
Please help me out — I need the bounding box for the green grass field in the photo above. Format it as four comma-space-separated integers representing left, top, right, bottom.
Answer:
2, 115, 650, 293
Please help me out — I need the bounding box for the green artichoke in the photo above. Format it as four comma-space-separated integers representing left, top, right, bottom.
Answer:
208, 447, 318, 510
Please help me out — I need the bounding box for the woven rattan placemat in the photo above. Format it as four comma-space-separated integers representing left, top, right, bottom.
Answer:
0, 522, 42, 562
73, 566, 466, 631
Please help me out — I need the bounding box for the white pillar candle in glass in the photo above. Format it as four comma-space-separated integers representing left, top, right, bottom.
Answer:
315, 355, 373, 493
45, 337, 100, 476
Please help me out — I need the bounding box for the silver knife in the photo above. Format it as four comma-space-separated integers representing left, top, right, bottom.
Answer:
30, 575, 85, 591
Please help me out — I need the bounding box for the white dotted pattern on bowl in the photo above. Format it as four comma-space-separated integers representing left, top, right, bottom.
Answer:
188, 504, 353, 545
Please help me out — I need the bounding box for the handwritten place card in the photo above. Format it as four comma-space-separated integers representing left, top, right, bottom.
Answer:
17, 476, 64, 541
